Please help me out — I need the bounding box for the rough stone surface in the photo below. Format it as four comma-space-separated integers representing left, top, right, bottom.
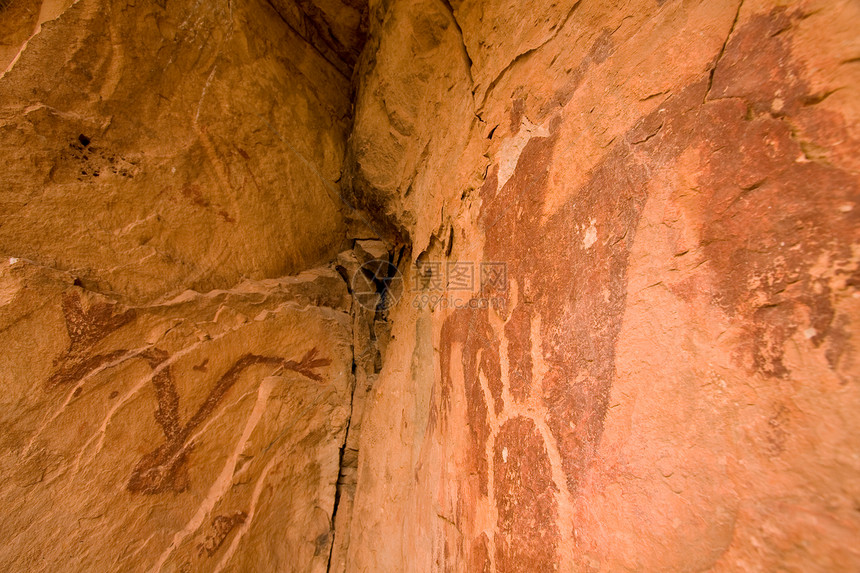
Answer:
347, 0, 860, 571
0, 0, 356, 304
2, 0, 859, 570
0, 0, 381, 569
0, 258, 354, 571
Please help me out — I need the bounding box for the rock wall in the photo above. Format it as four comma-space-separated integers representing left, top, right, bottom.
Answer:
0, 258, 354, 571
0, 0, 356, 303
1, 0, 377, 570
1, 0, 859, 571
346, 0, 860, 571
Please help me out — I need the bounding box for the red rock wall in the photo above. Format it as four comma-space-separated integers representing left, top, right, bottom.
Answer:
0, 0, 355, 303
0, 0, 374, 570
347, 0, 860, 570
2, 0, 858, 570
0, 258, 356, 571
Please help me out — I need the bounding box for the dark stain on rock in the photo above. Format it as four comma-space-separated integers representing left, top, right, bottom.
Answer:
46, 292, 137, 390
440, 309, 501, 496
181, 184, 211, 209
825, 314, 853, 383
504, 304, 532, 402
313, 531, 330, 556
477, 105, 650, 495
63, 138, 137, 182
46, 349, 129, 390
58, 292, 136, 356
434, 7, 858, 562
198, 510, 247, 557
144, 347, 180, 442
469, 532, 492, 573
494, 416, 559, 572
697, 9, 859, 379
510, 98, 525, 132
181, 184, 235, 223
128, 349, 330, 494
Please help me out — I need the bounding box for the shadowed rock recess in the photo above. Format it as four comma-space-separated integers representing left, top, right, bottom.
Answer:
1, 0, 858, 571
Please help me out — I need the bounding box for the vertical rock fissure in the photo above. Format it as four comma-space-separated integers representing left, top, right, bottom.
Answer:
325, 394, 352, 573
326, 263, 360, 573
438, 0, 475, 88
704, 0, 744, 102
326, 239, 397, 572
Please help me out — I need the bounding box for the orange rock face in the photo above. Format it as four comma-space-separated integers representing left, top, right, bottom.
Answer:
0, 259, 355, 571
347, 0, 859, 571
2, 0, 859, 571
0, 0, 357, 303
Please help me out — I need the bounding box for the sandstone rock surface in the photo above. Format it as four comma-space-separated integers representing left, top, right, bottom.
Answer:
0, 257, 355, 571
346, 0, 860, 571
1, 2, 376, 570
0, 0, 356, 303
2, 0, 859, 571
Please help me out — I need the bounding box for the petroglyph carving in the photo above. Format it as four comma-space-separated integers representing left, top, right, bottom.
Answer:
128, 349, 330, 494
44, 292, 333, 496
198, 511, 248, 557
45, 293, 136, 390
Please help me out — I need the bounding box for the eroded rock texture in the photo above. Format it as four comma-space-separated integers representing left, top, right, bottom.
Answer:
346, 0, 860, 571
0, 0, 360, 303
1, 0, 376, 570
2, 0, 859, 571
0, 258, 354, 571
